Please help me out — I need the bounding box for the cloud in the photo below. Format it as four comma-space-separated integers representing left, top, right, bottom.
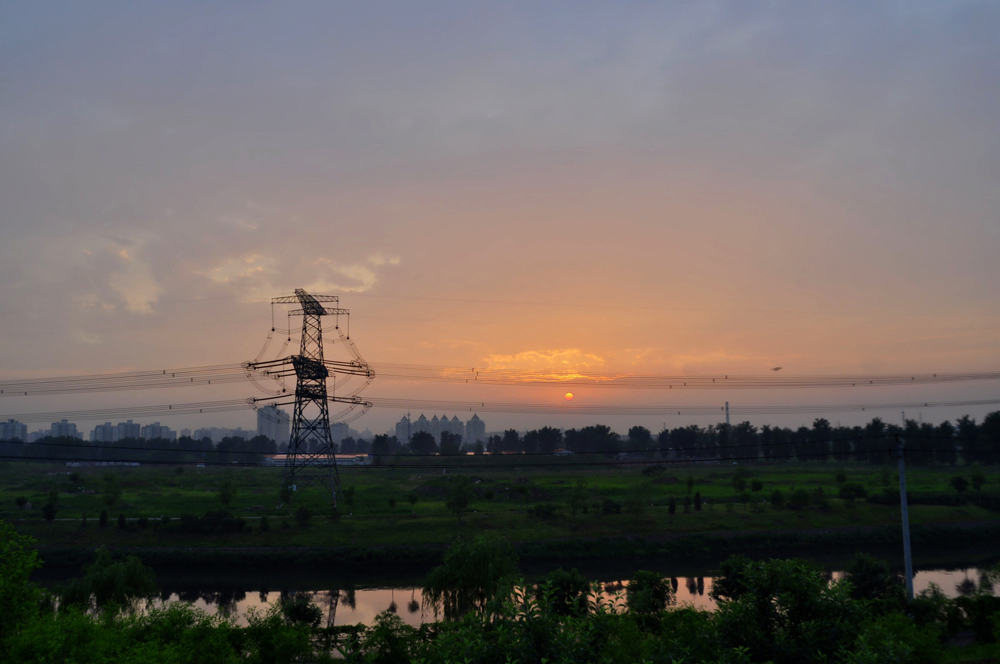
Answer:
484, 348, 606, 371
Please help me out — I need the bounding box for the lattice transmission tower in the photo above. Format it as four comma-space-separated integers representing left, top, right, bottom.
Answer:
245, 289, 373, 506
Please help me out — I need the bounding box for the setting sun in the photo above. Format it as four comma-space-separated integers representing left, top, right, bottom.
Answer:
564, 392, 574, 401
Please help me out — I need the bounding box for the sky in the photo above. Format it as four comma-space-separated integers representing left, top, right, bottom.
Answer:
1, 1, 999, 435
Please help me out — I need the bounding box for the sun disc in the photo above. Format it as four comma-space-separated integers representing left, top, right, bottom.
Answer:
564, 392, 574, 401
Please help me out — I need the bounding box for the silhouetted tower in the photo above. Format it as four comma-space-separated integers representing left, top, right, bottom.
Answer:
246, 289, 374, 506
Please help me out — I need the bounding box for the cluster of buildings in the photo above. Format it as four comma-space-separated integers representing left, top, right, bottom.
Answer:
0, 409, 489, 448
394, 414, 486, 443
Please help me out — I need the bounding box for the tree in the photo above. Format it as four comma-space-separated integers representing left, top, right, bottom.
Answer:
626, 570, 673, 614
535, 567, 591, 616
751, 480, 763, 493
446, 477, 473, 534
501, 429, 522, 454
770, 489, 785, 508
409, 431, 438, 455
99, 510, 109, 528
668, 497, 676, 514
686, 475, 694, 495
58, 548, 157, 614
627, 426, 652, 452
439, 431, 462, 456
970, 469, 985, 491
694, 491, 702, 511
371, 434, 392, 463
835, 470, 847, 484
422, 533, 518, 620
0, 521, 41, 643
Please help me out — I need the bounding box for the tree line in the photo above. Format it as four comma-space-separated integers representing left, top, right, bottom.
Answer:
2, 411, 999, 465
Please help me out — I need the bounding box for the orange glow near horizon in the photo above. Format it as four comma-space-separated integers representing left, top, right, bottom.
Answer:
565, 392, 574, 401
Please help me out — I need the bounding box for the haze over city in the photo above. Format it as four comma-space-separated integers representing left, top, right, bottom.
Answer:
2, 2, 998, 434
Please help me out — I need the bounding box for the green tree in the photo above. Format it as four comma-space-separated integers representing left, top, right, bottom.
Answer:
535, 567, 591, 616
0, 520, 41, 644
626, 570, 673, 614
789, 488, 811, 510
409, 431, 438, 455
58, 548, 157, 614
970, 468, 985, 491
422, 533, 518, 620
839, 482, 868, 505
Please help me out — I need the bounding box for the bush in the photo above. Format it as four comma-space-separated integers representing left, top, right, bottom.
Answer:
668, 497, 676, 514
601, 499, 621, 515
770, 489, 785, 508
535, 567, 590, 616
839, 482, 868, 503
694, 491, 702, 511
627, 570, 673, 614
15, 496, 28, 508
42, 502, 57, 522
281, 594, 322, 627
117, 513, 127, 529
137, 516, 149, 529
99, 510, 108, 528
295, 507, 312, 526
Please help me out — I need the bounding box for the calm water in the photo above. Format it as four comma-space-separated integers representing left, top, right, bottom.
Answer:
140, 563, 996, 627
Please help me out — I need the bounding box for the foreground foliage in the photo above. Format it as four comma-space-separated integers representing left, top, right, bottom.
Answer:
2, 522, 1000, 663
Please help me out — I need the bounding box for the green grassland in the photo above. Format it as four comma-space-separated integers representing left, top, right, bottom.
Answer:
3, 460, 999, 555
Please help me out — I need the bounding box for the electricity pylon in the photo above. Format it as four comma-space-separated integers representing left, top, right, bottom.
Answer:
245, 289, 373, 506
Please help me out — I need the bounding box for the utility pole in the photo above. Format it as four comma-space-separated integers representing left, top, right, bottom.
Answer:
246, 290, 374, 506
725, 402, 730, 427
897, 434, 914, 601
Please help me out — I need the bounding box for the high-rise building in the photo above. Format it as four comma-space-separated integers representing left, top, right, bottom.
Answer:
116, 420, 141, 440
395, 415, 411, 443
330, 422, 350, 443
257, 404, 290, 444
465, 414, 486, 443
0, 419, 27, 441
91, 422, 116, 442
140, 422, 177, 441
50, 419, 81, 439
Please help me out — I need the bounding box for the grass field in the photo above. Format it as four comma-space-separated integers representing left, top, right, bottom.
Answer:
3, 460, 999, 551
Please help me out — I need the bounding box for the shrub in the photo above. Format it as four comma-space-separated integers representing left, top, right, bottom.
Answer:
835, 470, 847, 484
99, 510, 108, 528
535, 567, 590, 616
751, 480, 763, 493
295, 507, 312, 525
137, 516, 149, 529
42, 503, 57, 522
839, 482, 868, 504
668, 497, 676, 514
770, 489, 785, 508
117, 513, 126, 529
601, 499, 621, 515
627, 570, 673, 614
950, 475, 969, 495
281, 594, 322, 627
694, 492, 702, 511
15, 496, 27, 507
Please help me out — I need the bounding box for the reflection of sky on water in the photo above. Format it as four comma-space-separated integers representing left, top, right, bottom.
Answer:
158, 567, 987, 627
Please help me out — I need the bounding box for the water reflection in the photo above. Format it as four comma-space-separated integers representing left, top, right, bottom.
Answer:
149, 566, 987, 627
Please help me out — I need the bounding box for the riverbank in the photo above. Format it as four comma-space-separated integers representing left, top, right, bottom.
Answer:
32, 519, 1000, 573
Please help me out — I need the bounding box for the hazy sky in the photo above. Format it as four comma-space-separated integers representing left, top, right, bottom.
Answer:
2, 2, 998, 434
